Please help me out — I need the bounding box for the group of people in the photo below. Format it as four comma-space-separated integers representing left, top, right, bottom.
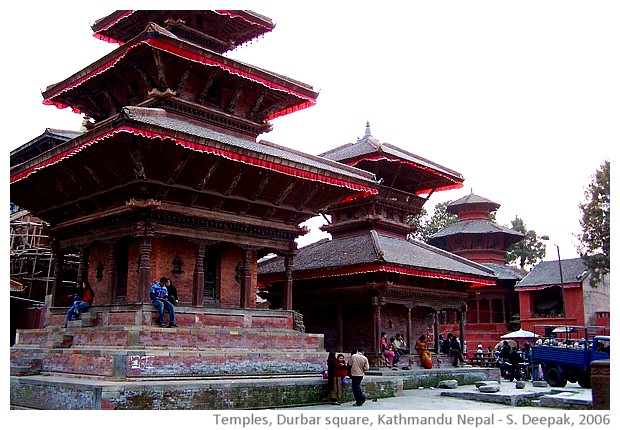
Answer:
439, 333, 467, 367
63, 276, 181, 329
149, 276, 179, 328
380, 332, 434, 369
326, 348, 370, 406
380, 332, 403, 367
497, 340, 535, 380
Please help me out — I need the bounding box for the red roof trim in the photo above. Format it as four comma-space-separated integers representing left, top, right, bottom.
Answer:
43, 37, 316, 121
92, 10, 135, 45
289, 263, 496, 285
10, 126, 377, 196
346, 155, 463, 195
515, 283, 581, 291
214, 10, 274, 30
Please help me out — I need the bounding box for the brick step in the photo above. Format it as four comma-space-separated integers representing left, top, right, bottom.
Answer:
10, 365, 34, 376
46, 304, 301, 332
17, 325, 322, 351
10, 347, 331, 379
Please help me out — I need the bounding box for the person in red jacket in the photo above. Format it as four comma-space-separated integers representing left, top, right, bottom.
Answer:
63, 279, 95, 328
327, 352, 349, 405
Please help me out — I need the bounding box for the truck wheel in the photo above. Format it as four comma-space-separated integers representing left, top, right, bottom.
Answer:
578, 373, 592, 388
546, 367, 567, 387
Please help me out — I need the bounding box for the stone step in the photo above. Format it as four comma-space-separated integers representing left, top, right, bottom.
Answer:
10, 346, 331, 379
10, 365, 33, 376
19, 325, 322, 351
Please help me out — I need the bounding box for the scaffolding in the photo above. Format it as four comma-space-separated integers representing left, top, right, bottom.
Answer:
10, 209, 55, 301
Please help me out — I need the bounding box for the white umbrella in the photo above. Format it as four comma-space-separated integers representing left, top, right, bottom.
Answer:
500, 329, 540, 340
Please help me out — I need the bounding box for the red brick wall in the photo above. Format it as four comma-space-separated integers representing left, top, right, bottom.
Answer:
82, 238, 261, 308
149, 237, 197, 304
86, 244, 109, 303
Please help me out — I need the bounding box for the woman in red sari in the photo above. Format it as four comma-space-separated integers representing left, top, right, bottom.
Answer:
327, 352, 349, 405
415, 335, 433, 369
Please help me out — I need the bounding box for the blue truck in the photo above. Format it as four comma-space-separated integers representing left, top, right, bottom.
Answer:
531, 327, 610, 388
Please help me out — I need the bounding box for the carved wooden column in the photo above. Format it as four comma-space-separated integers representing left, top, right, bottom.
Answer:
336, 304, 344, 352
406, 305, 413, 352
459, 305, 466, 353
136, 219, 156, 303
138, 237, 152, 303
106, 241, 118, 304
283, 253, 294, 310
77, 246, 89, 281
372, 296, 384, 355
193, 241, 206, 306
433, 310, 440, 352
240, 247, 255, 309
51, 242, 64, 307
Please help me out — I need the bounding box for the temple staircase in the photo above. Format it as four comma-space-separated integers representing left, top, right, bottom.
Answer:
10, 304, 327, 380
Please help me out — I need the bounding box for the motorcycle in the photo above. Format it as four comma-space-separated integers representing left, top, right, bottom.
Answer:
495, 357, 528, 381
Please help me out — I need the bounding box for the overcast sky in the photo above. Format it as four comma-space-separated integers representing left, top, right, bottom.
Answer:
4, 1, 617, 262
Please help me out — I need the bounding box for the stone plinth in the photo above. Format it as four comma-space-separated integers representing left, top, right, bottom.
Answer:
591, 359, 610, 410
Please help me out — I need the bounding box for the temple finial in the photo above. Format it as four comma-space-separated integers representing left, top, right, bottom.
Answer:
364, 121, 372, 138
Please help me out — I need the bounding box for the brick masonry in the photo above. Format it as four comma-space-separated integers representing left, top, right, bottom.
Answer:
10, 368, 499, 410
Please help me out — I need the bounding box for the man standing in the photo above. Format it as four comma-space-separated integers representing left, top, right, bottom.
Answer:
348, 348, 370, 406
449, 333, 466, 367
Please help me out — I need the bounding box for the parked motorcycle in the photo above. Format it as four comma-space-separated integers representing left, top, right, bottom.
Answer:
495, 357, 528, 381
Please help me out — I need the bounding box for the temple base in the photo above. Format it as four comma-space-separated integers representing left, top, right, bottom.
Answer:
11, 304, 324, 379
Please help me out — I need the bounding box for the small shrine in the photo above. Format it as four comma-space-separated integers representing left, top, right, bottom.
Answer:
427, 191, 525, 352
258, 124, 497, 362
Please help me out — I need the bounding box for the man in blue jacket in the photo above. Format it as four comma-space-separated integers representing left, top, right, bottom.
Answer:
149, 277, 177, 328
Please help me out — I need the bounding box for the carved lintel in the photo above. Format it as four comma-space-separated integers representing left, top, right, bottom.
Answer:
135, 219, 158, 237
148, 88, 178, 98
189, 238, 220, 247
125, 198, 161, 209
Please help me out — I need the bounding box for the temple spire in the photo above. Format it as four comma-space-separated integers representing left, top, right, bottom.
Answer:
364, 121, 372, 138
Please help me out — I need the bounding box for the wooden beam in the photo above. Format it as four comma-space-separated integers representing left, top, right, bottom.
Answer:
151, 49, 168, 89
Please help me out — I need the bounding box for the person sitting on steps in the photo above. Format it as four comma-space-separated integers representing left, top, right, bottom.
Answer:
393, 333, 409, 355
149, 276, 177, 328
380, 331, 395, 367
63, 279, 94, 328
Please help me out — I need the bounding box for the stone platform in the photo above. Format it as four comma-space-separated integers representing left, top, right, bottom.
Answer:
11, 304, 325, 379
10, 367, 501, 410
440, 381, 593, 409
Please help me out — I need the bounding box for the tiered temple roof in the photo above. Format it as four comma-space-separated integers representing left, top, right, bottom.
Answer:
428, 191, 524, 265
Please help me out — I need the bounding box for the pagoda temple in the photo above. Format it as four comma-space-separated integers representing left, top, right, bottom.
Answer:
427, 192, 525, 354
10, 10, 378, 383
258, 124, 498, 363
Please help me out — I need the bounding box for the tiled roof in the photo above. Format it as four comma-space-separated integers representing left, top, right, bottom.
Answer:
121, 107, 378, 183
481, 263, 526, 281
429, 219, 524, 239
10, 128, 83, 168
448, 192, 499, 209
319, 135, 463, 182
515, 258, 588, 288
258, 230, 495, 279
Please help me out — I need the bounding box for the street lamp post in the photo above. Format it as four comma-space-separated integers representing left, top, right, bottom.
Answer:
541, 235, 570, 341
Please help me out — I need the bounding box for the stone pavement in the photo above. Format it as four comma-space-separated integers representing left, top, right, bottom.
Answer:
287, 381, 592, 410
